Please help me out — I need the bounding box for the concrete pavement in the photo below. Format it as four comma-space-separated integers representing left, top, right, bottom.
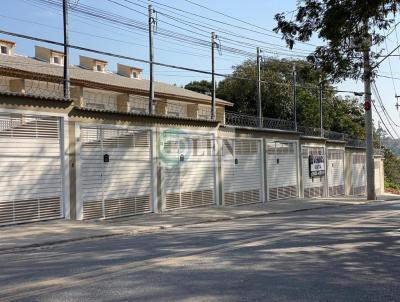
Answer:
0, 196, 397, 253
1, 200, 400, 302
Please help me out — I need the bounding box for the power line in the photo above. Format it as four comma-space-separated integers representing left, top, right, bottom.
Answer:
371, 83, 400, 140
181, 0, 317, 47
372, 82, 400, 129
30, 0, 274, 61
371, 100, 395, 139
134, 0, 317, 48
0, 29, 283, 85
373, 42, 400, 69
383, 30, 398, 97
0, 29, 365, 96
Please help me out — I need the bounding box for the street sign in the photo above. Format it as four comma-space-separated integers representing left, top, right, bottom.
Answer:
309, 154, 325, 177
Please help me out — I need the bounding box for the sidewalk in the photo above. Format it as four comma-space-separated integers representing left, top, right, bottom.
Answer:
0, 196, 397, 254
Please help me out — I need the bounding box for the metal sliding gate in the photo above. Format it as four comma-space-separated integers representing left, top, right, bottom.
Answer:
79, 126, 152, 220
161, 131, 216, 211
351, 153, 366, 196
302, 146, 326, 198
327, 149, 345, 197
0, 113, 64, 225
266, 140, 298, 201
222, 139, 262, 206
374, 158, 381, 195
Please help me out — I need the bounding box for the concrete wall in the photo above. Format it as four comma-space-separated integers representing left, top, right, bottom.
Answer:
0, 100, 387, 223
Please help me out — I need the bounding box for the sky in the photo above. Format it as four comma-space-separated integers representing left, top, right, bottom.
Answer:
1, 0, 400, 136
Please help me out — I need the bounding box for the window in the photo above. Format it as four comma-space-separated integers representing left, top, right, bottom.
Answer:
96, 64, 103, 72
85, 102, 106, 110
167, 102, 186, 117
132, 71, 137, 78
198, 106, 211, 120
53, 56, 60, 64
0, 46, 8, 55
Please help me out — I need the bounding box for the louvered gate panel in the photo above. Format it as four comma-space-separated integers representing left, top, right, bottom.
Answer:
222, 139, 262, 206
327, 149, 345, 197
374, 159, 381, 195
0, 113, 63, 225
266, 141, 298, 201
351, 153, 366, 196
80, 126, 152, 220
162, 132, 216, 211
302, 146, 325, 198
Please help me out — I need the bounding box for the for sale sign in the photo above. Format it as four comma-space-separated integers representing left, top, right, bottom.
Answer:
309, 155, 325, 177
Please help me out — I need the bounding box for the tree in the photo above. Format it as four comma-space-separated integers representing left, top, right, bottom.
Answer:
214, 58, 364, 135
184, 80, 212, 95
274, 1, 399, 82
217, 58, 319, 120
383, 147, 400, 186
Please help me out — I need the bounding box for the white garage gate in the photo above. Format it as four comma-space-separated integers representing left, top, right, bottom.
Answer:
161, 131, 216, 210
79, 126, 152, 220
374, 158, 381, 195
351, 153, 366, 196
266, 140, 298, 201
302, 146, 326, 198
0, 112, 64, 225
222, 139, 262, 206
327, 149, 345, 197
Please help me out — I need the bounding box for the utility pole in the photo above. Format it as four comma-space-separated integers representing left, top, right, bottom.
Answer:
148, 5, 155, 115
256, 47, 262, 128
362, 21, 376, 201
62, 0, 70, 99
292, 64, 297, 131
211, 32, 217, 121
319, 75, 324, 137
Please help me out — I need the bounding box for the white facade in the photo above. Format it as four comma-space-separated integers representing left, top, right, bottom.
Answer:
327, 148, 345, 197
0, 112, 65, 225
161, 131, 216, 210
222, 139, 263, 205
266, 140, 299, 201
302, 145, 326, 198
77, 126, 153, 220
351, 153, 367, 196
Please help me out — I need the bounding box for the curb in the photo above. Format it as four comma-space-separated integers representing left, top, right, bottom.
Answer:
0, 200, 384, 254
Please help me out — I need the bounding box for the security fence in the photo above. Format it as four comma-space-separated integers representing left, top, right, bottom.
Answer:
225, 111, 366, 147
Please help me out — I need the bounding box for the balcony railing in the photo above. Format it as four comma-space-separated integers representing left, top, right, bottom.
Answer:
263, 117, 296, 131
324, 130, 346, 141
225, 111, 259, 128
343, 138, 366, 148
298, 126, 322, 137
225, 111, 296, 131
225, 111, 367, 147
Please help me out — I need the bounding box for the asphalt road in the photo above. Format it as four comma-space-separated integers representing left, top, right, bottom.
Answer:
1, 201, 400, 302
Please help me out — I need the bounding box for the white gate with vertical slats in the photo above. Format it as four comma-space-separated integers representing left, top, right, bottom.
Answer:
222, 139, 262, 206
302, 146, 326, 198
374, 158, 381, 195
266, 140, 298, 201
79, 126, 152, 220
0, 113, 64, 225
351, 153, 366, 196
161, 131, 216, 211
327, 149, 345, 197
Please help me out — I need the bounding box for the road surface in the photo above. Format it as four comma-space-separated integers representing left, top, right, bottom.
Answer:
1, 201, 399, 301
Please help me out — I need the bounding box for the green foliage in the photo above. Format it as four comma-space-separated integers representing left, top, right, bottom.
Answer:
383, 147, 400, 185
385, 180, 400, 190
212, 58, 364, 135
184, 80, 212, 95
382, 137, 400, 156
274, 1, 399, 81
